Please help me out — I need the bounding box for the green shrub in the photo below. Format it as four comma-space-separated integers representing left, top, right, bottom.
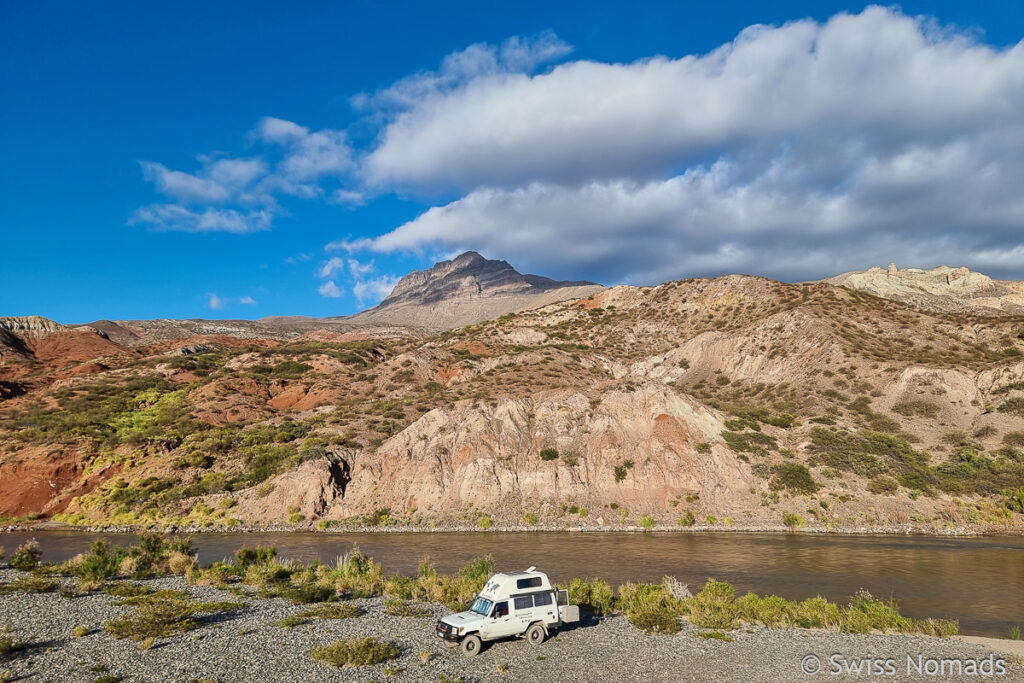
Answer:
275, 615, 307, 628
721, 430, 777, 455
235, 545, 277, 568
842, 589, 913, 633
76, 541, 124, 583
103, 582, 153, 598
618, 582, 684, 633
268, 360, 312, 379
539, 448, 559, 461
1002, 488, 1024, 514
9, 540, 41, 571
566, 578, 614, 616
867, 475, 899, 495
0, 575, 57, 594
298, 603, 360, 620
105, 598, 197, 640
998, 398, 1024, 416
807, 428, 936, 491
735, 593, 796, 627
0, 630, 18, 655
782, 512, 805, 529
311, 638, 400, 668
696, 630, 733, 641
384, 599, 430, 617
522, 512, 538, 526
637, 515, 655, 530
685, 579, 736, 629
695, 442, 712, 454
677, 509, 697, 527
892, 400, 939, 418
614, 464, 628, 482
770, 464, 820, 494
261, 583, 335, 604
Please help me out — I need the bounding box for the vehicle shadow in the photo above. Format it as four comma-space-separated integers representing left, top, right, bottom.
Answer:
557, 610, 604, 633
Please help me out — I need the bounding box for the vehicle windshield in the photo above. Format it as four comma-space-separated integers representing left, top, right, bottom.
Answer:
469, 597, 493, 616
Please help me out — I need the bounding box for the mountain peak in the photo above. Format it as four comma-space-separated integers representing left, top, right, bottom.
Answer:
344, 251, 604, 329
379, 251, 596, 307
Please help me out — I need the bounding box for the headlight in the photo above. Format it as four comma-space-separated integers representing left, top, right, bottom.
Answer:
456, 627, 463, 635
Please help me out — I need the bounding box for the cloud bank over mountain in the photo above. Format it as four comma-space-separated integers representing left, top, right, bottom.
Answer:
133, 6, 1024, 285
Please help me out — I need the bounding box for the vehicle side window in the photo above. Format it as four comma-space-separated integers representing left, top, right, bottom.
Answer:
533, 592, 553, 607
513, 596, 533, 611
516, 577, 542, 589
492, 601, 508, 617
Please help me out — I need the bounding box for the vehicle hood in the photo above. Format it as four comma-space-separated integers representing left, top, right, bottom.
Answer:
440, 611, 485, 628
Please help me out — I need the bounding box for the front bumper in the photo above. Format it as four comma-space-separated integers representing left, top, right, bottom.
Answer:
435, 620, 461, 641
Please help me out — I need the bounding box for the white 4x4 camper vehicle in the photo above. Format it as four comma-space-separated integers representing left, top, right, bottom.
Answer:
436, 566, 580, 656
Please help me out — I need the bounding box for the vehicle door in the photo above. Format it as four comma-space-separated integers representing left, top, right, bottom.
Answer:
482, 601, 515, 639
511, 595, 536, 633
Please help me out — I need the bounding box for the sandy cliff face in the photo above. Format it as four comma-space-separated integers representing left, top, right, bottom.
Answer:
321, 387, 758, 521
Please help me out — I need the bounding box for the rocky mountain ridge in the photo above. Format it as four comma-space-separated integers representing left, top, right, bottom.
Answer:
1, 260, 1023, 532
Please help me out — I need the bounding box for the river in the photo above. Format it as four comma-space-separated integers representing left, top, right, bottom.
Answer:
2, 530, 1021, 637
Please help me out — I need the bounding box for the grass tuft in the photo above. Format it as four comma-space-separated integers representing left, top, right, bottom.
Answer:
696, 630, 734, 641
311, 638, 400, 668
297, 602, 361, 620
384, 599, 431, 617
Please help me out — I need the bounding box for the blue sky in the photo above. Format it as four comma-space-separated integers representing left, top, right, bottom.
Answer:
2, 1, 1022, 323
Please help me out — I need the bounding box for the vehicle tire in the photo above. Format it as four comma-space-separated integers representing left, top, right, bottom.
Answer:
526, 623, 546, 646
461, 634, 482, 657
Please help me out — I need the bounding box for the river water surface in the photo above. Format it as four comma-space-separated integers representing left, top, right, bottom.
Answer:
2, 530, 1021, 637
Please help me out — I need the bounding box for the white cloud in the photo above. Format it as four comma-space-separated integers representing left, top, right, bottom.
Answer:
363, 7, 1024, 194
352, 274, 400, 305
203, 157, 268, 189
352, 31, 571, 113
257, 116, 310, 144
362, 129, 1024, 283
207, 293, 226, 310
333, 189, 366, 205
347, 7, 1024, 281
140, 162, 231, 203
135, 118, 350, 232
239, 296, 257, 305
130, 204, 273, 234
318, 280, 343, 298
134, 8, 1024, 283
347, 258, 375, 278
317, 257, 346, 278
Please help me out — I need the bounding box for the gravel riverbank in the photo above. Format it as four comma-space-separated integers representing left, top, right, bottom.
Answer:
2, 568, 1021, 682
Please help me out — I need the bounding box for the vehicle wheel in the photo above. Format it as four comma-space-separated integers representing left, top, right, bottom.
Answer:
461, 634, 482, 657
526, 623, 546, 646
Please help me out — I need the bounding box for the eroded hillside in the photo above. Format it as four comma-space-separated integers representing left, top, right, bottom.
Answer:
2, 274, 1023, 532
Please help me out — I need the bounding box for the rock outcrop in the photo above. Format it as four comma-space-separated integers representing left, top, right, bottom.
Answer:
828, 264, 1024, 314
